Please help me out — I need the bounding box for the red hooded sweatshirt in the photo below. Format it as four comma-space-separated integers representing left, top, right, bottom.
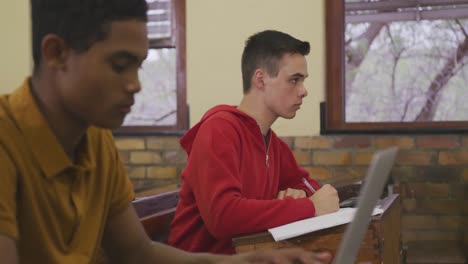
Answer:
168, 105, 320, 254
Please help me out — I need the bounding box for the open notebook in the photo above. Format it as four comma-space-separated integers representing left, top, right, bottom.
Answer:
268, 147, 398, 264
268, 207, 384, 241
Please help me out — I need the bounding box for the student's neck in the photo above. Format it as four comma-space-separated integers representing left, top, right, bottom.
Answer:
30, 75, 87, 162
238, 95, 277, 136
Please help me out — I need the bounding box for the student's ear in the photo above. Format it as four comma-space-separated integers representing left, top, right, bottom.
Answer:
252, 69, 266, 91
41, 34, 69, 71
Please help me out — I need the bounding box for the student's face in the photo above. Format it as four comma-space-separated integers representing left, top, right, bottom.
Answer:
57, 19, 148, 129
263, 53, 309, 119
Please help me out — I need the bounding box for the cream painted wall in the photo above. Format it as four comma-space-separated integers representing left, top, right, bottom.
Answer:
1, 1, 325, 136
186, 0, 325, 136
0, 1, 31, 93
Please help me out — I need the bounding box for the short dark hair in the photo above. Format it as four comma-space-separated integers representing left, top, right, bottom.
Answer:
241, 30, 310, 93
31, 0, 148, 71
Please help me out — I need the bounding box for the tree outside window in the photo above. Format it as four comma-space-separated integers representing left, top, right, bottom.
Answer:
324, 0, 468, 133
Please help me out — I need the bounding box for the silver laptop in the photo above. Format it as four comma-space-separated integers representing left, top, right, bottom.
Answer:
333, 147, 398, 264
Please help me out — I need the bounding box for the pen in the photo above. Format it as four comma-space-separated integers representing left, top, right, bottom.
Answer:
302, 177, 317, 194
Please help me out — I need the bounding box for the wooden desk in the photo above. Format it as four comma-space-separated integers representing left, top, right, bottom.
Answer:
233, 194, 401, 264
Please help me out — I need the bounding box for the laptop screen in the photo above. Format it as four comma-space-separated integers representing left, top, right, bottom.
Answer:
333, 147, 398, 264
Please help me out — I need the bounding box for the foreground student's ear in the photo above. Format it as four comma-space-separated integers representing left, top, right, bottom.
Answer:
220, 248, 332, 264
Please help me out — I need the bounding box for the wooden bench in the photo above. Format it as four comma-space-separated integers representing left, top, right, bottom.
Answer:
133, 190, 180, 243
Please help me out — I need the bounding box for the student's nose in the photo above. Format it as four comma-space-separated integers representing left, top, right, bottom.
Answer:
299, 83, 308, 98
126, 74, 142, 94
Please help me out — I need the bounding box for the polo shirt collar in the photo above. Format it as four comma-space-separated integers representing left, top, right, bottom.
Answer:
9, 78, 96, 179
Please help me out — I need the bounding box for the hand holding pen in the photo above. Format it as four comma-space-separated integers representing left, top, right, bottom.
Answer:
304, 179, 340, 216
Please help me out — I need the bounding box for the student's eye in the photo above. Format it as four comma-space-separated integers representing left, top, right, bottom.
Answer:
291, 79, 298, 85
112, 63, 128, 73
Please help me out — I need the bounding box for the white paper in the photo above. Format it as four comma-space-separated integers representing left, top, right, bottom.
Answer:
268, 207, 383, 242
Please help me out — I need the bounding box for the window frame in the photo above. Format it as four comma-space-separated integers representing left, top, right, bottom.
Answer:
115, 0, 188, 135
322, 0, 468, 134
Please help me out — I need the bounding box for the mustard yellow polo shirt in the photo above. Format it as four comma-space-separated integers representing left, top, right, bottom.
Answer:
0, 78, 134, 263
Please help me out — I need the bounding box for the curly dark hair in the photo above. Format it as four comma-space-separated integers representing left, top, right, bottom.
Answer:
31, 0, 148, 71
241, 30, 310, 94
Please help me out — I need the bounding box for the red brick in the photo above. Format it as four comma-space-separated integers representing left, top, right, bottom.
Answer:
279, 137, 294, 148
390, 166, 414, 183
402, 230, 460, 243
450, 184, 465, 199
396, 150, 436, 165
354, 151, 374, 165
147, 136, 181, 150
429, 200, 464, 214
131, 179, 150, 190
402, 215, 437, 229
402, 199, 417, 212
400, 183, 449, 199
115, 137, 145, 150
464, 234, 468, 252
331, 167, 367, 187
463, 169, 468, 183
313, 151, 352, 165
118, 150, 130, 163
130, 151, 162, 164
439, 151, 468, 165
146, 166, 178, 180
462, 136, 468, 147
303, 167, 332, 181
375, 136, 414, 149
402, 199, 463, 214
405, 240, 461, 250
333, 136, 371, 148
293, 151, 312, 165
437, 216, 463, 230
415, 135, 461, 149
162, 150, 187, 165
414, 167, 462, 183
294, 136, 333, 149
126, 166, 146, 179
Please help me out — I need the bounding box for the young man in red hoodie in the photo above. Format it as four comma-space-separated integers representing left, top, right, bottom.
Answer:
169, 30, 340, 254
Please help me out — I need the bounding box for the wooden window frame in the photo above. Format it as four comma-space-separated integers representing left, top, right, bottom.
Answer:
322, 0, 468, 134
115, 0, 188, 135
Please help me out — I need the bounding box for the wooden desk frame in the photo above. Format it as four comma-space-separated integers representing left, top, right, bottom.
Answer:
233, 195, 401, 264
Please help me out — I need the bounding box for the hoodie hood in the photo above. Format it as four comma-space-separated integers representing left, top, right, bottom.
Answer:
180, 105, 257, 155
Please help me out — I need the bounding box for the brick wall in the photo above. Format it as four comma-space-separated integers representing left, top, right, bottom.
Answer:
115, 134, 467, 249
114, 136, 187, 191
